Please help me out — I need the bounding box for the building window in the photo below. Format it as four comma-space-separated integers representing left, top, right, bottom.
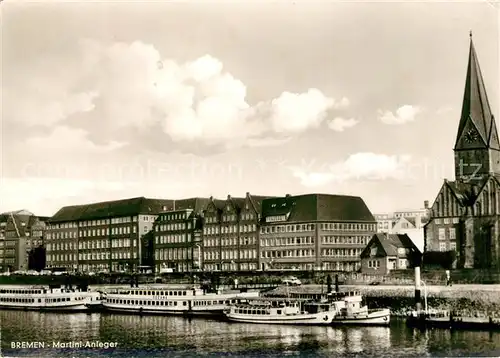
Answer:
452, 218, 459, 224
438, 228, 446, 240
439, 242, 446, 252
449, 228, 456, 241
450, 241, 457, 251
444, 218, 450, 224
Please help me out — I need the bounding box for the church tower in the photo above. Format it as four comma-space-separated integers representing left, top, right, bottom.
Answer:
454, 33, 500, 184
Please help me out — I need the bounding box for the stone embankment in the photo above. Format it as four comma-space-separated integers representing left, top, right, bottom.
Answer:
270, 284, 500, 317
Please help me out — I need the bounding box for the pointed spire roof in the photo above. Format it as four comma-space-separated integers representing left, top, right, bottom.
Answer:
454, 33, 499, 150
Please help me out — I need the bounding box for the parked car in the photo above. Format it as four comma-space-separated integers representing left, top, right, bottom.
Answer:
282, 276, 302, 286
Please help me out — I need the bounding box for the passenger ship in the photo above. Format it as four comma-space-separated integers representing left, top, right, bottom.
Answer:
0, 284, 102, 312
102, 286, 260, 316
224, 297, 338, 325
225, 290, 390, 326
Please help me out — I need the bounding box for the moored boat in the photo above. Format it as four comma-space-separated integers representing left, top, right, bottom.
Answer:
0, 284, 100, 312
406, 309, 500, 330
330, 294, 391, 326
225, 290, 391, 326
224, 297, 338, 325
102, 286, 260, 316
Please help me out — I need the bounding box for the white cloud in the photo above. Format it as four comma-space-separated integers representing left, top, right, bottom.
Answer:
328, 117, 359, 132
290, 152, 412, 187
25, 126, 126, 153
378, 105, 420, 125
269, 89, 335, 133
5, 40, 349, 146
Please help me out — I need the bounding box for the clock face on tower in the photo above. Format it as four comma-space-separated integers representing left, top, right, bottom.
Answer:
464, 128, 479, 143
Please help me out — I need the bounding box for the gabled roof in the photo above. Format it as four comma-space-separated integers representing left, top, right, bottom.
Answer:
361, 233, 421, 258
455, 35, 498, 150
261, 193, 376, 223
49, 197, 174, 223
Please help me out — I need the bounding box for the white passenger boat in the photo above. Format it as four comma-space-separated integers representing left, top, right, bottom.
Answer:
0, 284, 101, 312
225, 290, 390, 326
330, 294, 390, 326
102, 286, 260, 316
224, 298, 338, 325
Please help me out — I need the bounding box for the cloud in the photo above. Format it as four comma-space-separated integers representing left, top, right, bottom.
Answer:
290, 152, 412, 187
4, 40, 350, 147
25, 126, 126, 153
378, 105, 420, 125
269, 89, 335, 133
328, 117, 359, 132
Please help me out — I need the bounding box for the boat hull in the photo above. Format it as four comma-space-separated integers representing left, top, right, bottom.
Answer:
0, 302, 91, 312
225, 312, 334, 325
103, 304, 225, 317
331, 309, 391, 326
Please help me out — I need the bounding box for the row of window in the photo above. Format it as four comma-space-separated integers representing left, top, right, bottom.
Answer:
439, 241, 457, 252
434, 218, 460, 225
47, 216, 145, 230
261, 237, 314, 247
47, 238, 138, 251
261, 249, 315, 258
321, 236, 370, 245
203, 236, 258, 248
367, 260, 381, 268
202, 249, 257, 261
438, 228, 456, 241
319, 223, 376, 231
47, 250, 137, 262
155, 234, 190, 245
155, 222, 193, 232
155, 248, 191, 261
203, 224, 258, 235
260, 224, 315, 234
321, 248, 363, 257
158, 211, 192, 222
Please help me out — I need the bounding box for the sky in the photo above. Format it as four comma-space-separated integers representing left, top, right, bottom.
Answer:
0, 0, 499, 217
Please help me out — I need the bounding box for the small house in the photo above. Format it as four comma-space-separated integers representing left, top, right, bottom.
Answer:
360, 233, 422, 275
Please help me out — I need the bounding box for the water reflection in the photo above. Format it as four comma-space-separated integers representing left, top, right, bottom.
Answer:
1, 311, 500, 357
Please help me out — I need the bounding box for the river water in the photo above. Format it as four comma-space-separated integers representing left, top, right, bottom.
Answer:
0, 311, 499, 357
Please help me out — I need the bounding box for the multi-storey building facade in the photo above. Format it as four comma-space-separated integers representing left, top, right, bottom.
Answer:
374, 202, 430, 252
259, 194, 377, 272
202, 193, 271, 272
152, 198, 209, 273
0, 210, 47, 272
425, 35, 500, 269
46, 197, 173, 272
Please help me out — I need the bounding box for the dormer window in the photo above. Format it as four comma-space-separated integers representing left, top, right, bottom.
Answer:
271, 204, 276, 208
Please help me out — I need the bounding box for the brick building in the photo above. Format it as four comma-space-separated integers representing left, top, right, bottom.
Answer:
46, 197, 173, 272
259, 194, 377, 272
425, 35, 500, 269
202, 193, 271, 272
0, 210, 48, 272
152, 198, 209, 273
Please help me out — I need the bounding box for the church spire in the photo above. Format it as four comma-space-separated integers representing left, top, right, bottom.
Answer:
454, 33, 499, 151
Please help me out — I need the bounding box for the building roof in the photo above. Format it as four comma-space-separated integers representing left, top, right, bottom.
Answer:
361, 233, 421, 258
261, 193, 376, 223
49, 197, 174, 223
454, 35, 498, 151
160, 198, 212, 214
